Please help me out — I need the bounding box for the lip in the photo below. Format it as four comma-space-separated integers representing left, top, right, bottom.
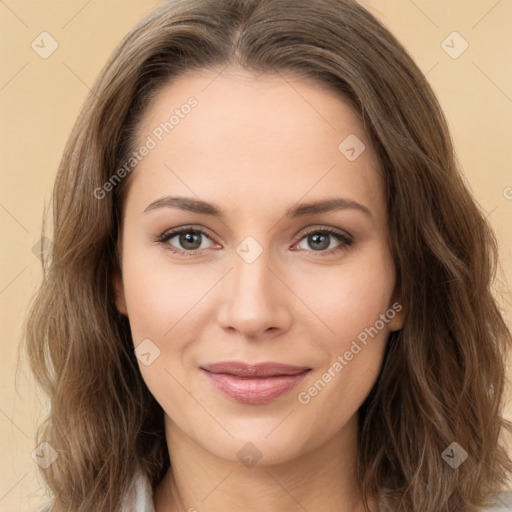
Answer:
200, 361, 311, 404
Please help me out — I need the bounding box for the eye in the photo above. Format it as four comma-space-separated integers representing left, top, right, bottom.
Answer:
156, 225, 353, 257
157, 226, 216, 256
292, 226, 353, 256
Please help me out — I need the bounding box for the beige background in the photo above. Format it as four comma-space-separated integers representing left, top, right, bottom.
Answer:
0, 0, 511, 510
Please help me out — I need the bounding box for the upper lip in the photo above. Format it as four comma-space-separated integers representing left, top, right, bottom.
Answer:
201, 361, 311, 378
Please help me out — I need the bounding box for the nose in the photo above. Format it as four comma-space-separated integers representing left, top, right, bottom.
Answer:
216, 247, 293, 341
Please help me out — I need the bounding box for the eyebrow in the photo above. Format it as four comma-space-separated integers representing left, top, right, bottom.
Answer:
144, 196, 373, 219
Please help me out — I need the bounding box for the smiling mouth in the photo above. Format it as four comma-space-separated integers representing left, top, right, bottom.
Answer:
200, 361, 312, 404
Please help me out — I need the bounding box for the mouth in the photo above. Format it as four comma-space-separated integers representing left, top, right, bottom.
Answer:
200, 361, 312, 404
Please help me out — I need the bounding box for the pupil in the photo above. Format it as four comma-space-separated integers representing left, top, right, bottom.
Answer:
181, 232, 201, 250
310, 233, 329, 251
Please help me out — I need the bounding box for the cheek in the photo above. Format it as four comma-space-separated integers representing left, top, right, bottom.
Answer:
121, 246, 217, 343
296, 340, 385, 451
295, 274, 394, 442
120, 249, 211, 419
293, 244, 395, 416
293, 243, 396, 343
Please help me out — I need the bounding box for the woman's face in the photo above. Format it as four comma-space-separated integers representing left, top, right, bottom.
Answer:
114, 68, 405, 465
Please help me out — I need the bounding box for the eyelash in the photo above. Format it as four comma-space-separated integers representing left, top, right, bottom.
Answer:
156, 225, 354, 258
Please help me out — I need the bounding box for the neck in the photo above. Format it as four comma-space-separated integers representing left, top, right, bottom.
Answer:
153, 413, 379, 512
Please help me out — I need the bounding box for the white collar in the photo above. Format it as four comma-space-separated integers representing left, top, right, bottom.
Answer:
120, 469, 155, 512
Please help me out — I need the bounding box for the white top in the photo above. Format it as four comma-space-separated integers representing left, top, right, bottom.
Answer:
34, 471, 512, 511
118, 470, 156, 512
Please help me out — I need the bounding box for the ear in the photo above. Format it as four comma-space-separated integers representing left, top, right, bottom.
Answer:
387, 286, 406, 332
113, 271, 128, 316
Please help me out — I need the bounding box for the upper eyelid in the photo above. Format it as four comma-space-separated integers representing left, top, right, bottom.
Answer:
297, 225, 352, 239
159, 225, 216, 243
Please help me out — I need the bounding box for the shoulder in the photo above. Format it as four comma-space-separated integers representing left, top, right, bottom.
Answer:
478, 490, 512, 511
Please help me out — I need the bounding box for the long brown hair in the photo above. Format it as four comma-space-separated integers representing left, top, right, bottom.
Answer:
22, 0, 512, 510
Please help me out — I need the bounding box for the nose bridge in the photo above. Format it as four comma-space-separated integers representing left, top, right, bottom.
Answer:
234, 247, 273, 301
217, 238, 290, 337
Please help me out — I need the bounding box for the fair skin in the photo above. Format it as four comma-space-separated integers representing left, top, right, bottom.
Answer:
114, 67, 405, 512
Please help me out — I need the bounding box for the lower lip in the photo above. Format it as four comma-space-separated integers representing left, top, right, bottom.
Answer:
202, 370, 310, 404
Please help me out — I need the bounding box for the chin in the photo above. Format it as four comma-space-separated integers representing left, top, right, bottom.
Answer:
196, 422, 317, 468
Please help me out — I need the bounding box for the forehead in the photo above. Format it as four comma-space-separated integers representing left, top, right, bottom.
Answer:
137, 67, 367, 153
126, 68, 385, 221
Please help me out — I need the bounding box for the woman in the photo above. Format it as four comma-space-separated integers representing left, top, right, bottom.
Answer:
25, 0, 512, 510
